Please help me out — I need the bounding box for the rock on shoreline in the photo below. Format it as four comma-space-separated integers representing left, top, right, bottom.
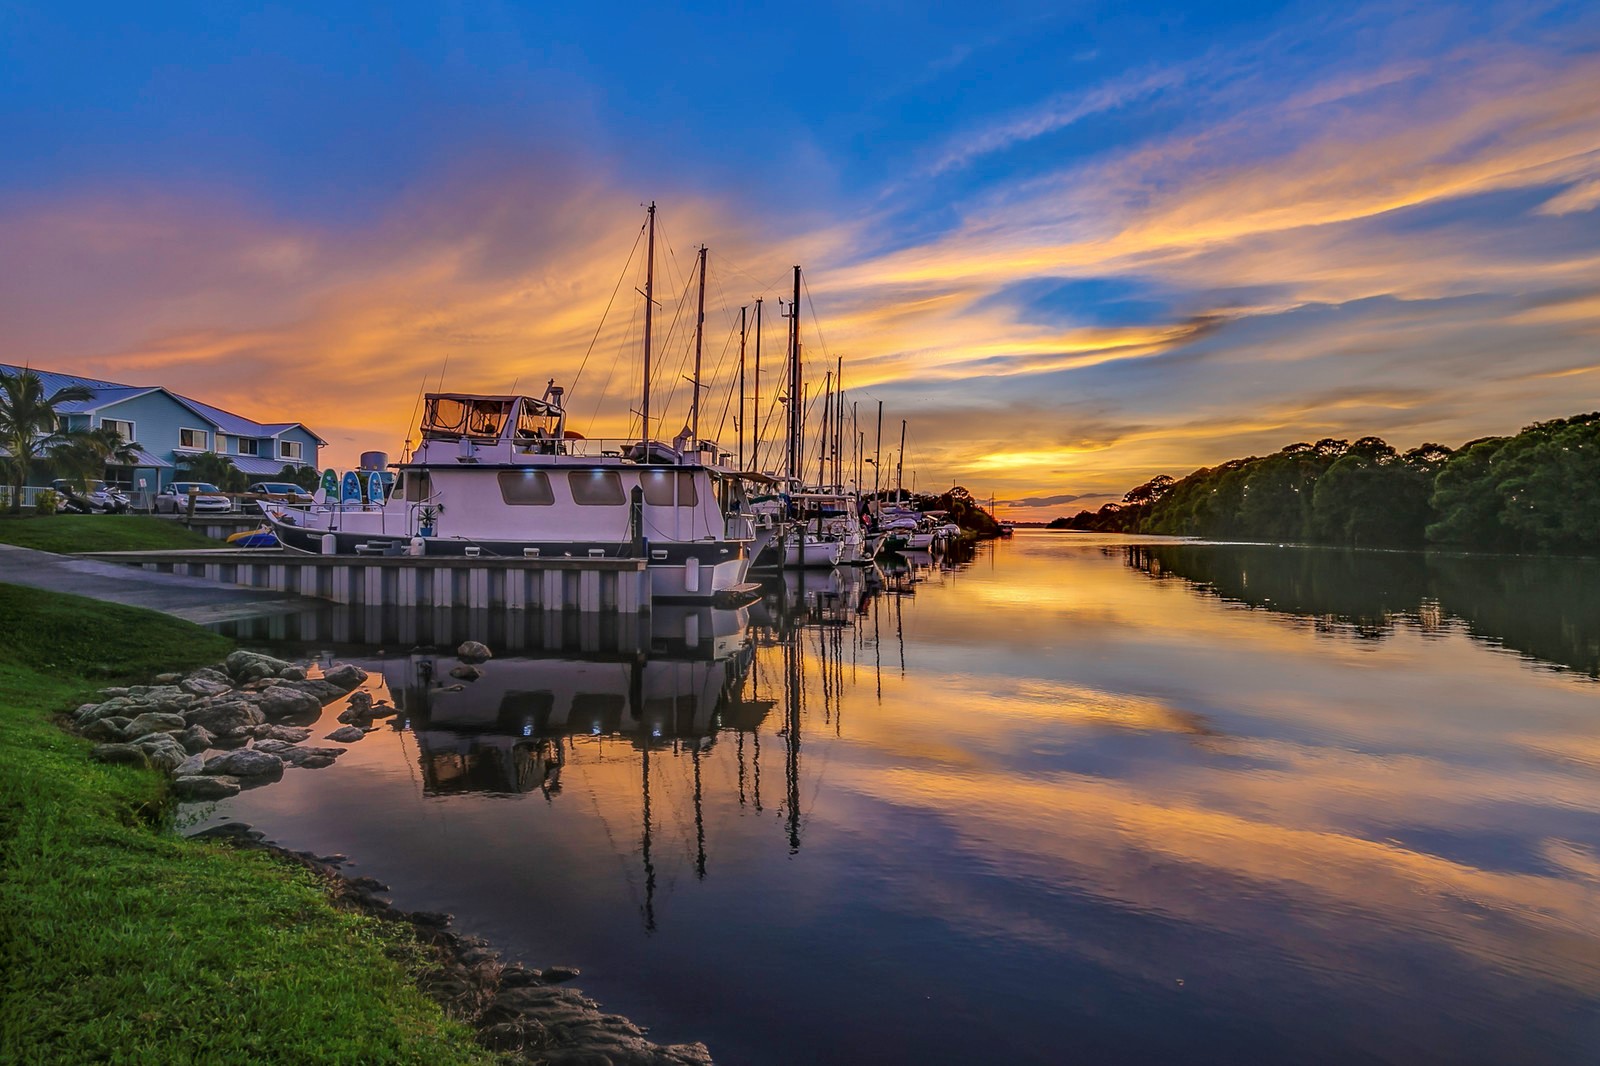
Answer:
191, 822, 714, 1066
68, 647, 716, 1064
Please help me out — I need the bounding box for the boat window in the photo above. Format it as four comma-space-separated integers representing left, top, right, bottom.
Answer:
402, 471, 431, 502
497, 470, 555, 506
569, 470, 625, 506
676, 470, 698, 507
641, 469, 699, 507
641, 470, 677, 507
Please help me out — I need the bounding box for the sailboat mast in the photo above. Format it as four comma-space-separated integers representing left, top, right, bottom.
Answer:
817, 371, 832, 488
897, 419, 907, 505
874, 400, 883, 500
834, 356, 843, 492
690, 244, 707, 447
738, 305, 747, 469
641, 203, 657, 456
751, 298, 763, 471
788, 265, 801, 483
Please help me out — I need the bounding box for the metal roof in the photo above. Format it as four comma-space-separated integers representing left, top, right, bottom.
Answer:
0, 363, 324, 445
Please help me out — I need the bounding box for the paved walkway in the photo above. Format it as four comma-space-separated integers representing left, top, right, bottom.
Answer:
0, 544, 314, 625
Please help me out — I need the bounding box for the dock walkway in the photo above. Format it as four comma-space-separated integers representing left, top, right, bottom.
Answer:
0, 544, 314, 625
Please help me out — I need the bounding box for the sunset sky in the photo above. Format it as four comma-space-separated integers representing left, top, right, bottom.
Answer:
3, 2, 1597, 516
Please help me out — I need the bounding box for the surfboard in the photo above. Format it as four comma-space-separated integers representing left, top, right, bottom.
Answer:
341, 471, 362, 509
316, 468, 338, 505
367, 471, 385, 507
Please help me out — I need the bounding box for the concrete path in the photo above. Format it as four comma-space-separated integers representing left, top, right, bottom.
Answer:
0, 544, 316, 625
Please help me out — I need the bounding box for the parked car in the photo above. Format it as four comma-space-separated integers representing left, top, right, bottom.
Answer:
51, 479, 132, 514
154, 482, 234, 514
246, 481, 315, 504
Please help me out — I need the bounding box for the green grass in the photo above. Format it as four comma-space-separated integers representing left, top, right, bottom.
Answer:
0, 514, 222, 553
0, 584, 491, 1063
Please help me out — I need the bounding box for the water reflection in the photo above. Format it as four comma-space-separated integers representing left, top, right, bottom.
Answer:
198, 536, 1600, 1065
1123, 542, 1600, 676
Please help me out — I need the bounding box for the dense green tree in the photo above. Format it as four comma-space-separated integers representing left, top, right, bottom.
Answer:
0, 368, 92, 511
57, 425, 143, 489
178, 451, 248, 492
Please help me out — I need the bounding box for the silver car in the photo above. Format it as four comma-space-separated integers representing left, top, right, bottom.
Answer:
154, 482, 234, 514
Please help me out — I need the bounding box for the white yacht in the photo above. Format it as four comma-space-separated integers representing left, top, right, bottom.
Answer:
260, 387, 764, 602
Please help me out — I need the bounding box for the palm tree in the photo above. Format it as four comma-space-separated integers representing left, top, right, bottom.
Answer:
58, 425, 143, 490
0, 368, 92, 512
178, 450, 246, 492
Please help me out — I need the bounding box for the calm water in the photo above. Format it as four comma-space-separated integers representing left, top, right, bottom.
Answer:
200, 534, 1600, 1065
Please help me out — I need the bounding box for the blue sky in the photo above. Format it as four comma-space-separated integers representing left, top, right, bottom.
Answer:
2, 1, 1598, 510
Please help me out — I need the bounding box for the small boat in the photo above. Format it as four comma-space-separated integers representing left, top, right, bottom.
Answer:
226, 526, 279, 549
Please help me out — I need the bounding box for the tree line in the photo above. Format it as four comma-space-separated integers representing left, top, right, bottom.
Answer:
1051, 411, 1600, 553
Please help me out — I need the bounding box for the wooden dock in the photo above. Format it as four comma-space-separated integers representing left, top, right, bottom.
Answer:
80, 549, 650, 613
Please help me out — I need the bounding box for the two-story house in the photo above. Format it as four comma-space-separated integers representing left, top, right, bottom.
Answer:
1, 364, 325, 492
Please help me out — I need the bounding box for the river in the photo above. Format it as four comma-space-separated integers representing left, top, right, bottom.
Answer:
198, 533, 1600, 1065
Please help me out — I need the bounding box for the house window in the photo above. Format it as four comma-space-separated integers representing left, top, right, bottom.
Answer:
279, 440, 304, 461
236, 438, 259, 456
102, 419, 135, 443
178, 427, 208, 450
568, 470, 625, 506
497, 470, 555, 505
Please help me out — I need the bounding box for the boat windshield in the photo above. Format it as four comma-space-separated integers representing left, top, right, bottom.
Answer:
421, 396, 514, 441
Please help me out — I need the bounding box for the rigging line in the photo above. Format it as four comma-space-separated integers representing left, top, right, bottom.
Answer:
570, 220, 646, 398
588, 295, 641, 436
650, 265, 701, 438
709, 316, 743, 442
800, 272, 832, 360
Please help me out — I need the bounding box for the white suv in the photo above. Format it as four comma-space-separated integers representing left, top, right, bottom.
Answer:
154, 482, 234, 514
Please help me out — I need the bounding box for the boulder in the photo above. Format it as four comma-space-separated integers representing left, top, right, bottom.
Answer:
368, 703, 398, 720
261, 724, 312, 743
174, 753, 206, 777
130, 732, 189, 772
203, 748, 285, 779
123, 712, 188, 738
346, 690, 374, 713
251, 739, 294, 755
275, 677, 345, 703
325, 725, 367, 744
449, 665, 483, 681
154, 672, 184, 684
172, 775, 242, 800
279, 665, 308, 681
224, 650, 294, 684
256, 686, 323, 722
98, 687, 131, 699
457, 641, 492, 663
183, 700, 266, 738
542, 966, 581, 983
90, 743, 150, 769
322, 663, 368, 692
279, 745, 346, 769
180, 675, 233, 698
177, 725, 216, 754
75, 697, 137, 726
81, 717, 128, 742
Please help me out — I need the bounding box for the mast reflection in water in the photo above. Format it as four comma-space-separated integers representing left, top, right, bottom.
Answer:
201, 536, 1600, 1066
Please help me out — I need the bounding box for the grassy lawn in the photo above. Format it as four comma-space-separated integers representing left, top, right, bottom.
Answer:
0, 514, 222, 553
0, 584, 490, 1063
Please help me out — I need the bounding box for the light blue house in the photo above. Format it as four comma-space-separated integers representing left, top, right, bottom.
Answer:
1, 363, 325, 493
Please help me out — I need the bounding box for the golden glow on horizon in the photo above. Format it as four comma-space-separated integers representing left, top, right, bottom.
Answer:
2, 47, 1597, 510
